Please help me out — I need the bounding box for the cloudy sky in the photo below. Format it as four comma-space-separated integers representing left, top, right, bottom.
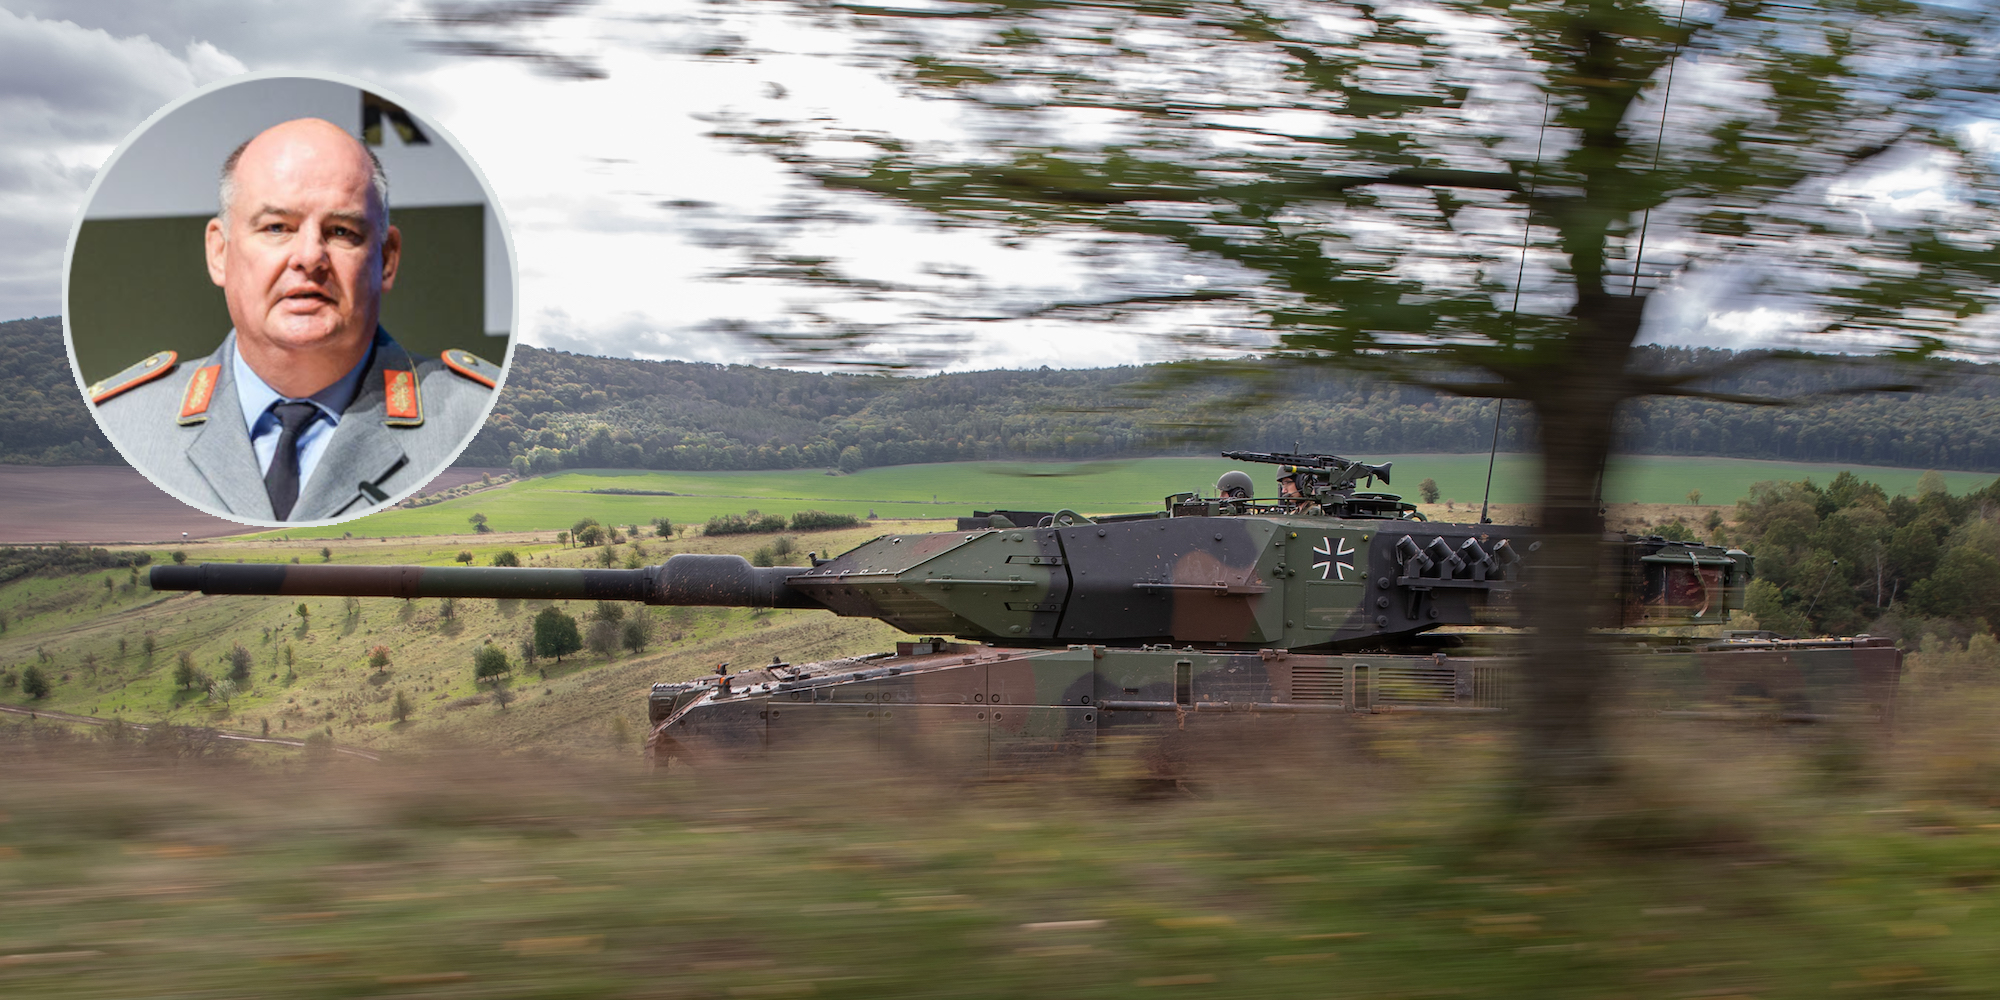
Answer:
4, 1, 1992, 372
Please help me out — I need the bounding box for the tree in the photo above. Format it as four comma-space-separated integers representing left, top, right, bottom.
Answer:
456, 550, 475, 565
621, 617, 651, 654
652, 517, 673, 538
593, 601, 625, 623
391, 689, 414, 723
533, 607, 583, 663
474, 642, 512, 682
171, 550, 186, 565
226, 643, 253, 684
295, 603, 310, 628
493, 550, 521, 567
573, 518, 604, 547
174, 650, 198, 689
368, 645, 393, 671
20, 664, 50, 700
687, 0, 1998, 804
1419, 478, 1441, 505
586, 618, 621, 658
1687, 489, 1703, 506
469, 512, 492, 534
320, 546, 332, 562
518, 635, 538, 670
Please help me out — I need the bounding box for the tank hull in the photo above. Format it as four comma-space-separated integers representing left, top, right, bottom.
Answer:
646, 637, 1902, 765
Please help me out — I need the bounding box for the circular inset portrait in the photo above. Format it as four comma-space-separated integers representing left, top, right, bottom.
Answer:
63, 73, 516, 527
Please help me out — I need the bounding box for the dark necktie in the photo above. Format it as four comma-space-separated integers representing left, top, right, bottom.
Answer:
262, 401, 320, 520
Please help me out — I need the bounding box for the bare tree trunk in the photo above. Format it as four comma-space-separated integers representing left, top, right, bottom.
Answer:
1512, 292, 1642, 807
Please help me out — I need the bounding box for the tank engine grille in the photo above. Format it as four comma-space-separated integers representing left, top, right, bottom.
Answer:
1375, 663, 1457, 705
1291, 664, 1345, 703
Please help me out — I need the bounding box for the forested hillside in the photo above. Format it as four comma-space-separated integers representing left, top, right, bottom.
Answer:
10, 315, 2000, 474
0, 317, 117, 464
460, 344, 2000, 475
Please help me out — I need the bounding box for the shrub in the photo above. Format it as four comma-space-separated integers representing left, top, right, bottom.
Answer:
704, 513, 788, 536
171, 550, 187, 564
789, 510, 860, 531
20, 664, 51, 699
492, 550, 521, 567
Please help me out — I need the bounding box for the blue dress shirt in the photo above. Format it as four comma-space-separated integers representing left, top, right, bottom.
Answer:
233, 339, 373, 492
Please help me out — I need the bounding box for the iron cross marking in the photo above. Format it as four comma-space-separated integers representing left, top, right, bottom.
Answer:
1312, 536, 1355, 581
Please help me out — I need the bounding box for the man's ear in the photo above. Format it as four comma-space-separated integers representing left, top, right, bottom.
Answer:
205, 218, 228, 287
380, 224, 401, 292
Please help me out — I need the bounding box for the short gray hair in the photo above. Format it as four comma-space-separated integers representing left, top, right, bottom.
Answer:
216, 133, 391, 235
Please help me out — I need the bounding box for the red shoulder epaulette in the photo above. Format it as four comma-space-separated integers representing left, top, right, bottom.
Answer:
88, 351, 178, 405
440, 348, 500, 388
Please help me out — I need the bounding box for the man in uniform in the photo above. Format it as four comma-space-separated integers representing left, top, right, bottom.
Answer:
87, 117, 499, 522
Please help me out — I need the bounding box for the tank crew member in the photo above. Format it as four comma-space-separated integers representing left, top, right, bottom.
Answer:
1276, 466, 1317, 512
1216, 470, 1255, 500
88, 118, 497, 522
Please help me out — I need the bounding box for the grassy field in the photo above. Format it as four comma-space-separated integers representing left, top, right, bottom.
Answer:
8, 658, 2000, 999
253, 455, 2000, 541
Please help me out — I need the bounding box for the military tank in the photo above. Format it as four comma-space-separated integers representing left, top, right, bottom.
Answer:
148, 451, 1901, 765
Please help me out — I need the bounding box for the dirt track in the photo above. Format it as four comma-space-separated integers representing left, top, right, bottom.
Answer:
0, 465, 505, 545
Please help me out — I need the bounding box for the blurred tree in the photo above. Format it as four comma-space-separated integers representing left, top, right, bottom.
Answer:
391, 689, 414, 723
703, 0, 1999, 802
20, 664, 50, 700
1419, 478, 1440, 504
493, 550, 522, 567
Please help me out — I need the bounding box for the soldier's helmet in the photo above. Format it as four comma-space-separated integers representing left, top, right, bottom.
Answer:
1216, 470, 1255, 499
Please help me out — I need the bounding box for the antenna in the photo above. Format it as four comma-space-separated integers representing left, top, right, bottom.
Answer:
1479, 399, 1503, 524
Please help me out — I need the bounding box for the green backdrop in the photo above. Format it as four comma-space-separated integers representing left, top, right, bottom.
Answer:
68, 205, 498, 384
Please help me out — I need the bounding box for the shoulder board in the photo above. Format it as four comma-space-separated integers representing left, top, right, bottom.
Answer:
177, 364, 223, 425
88, 351, 178, 404
440, 348, 501, 388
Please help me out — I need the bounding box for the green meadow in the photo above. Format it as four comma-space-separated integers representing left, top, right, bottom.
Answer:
260, 455, 2000, 540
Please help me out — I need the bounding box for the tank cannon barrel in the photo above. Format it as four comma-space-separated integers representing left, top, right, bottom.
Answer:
149, 555, 824, 610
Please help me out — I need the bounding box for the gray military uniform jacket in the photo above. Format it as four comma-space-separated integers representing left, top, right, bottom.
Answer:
90, 328, 496, 523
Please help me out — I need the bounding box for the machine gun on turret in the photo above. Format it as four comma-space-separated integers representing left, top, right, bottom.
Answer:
1219, 450, 1406, 518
